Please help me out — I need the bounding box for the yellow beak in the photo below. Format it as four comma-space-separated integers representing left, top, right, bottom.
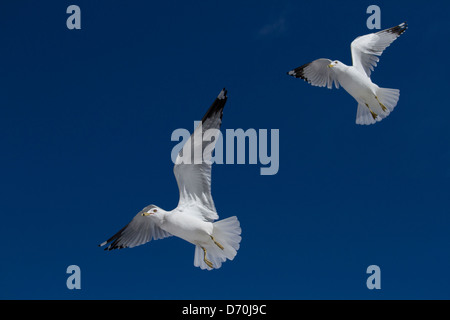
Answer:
328, 64, 334, 68
141, 212, 151, 216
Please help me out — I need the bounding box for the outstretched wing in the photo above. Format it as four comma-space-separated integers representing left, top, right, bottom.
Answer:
99, 207, 172, 250
351, 22, 407, 77
173, 88, 227, 221
287, 58, 340, 89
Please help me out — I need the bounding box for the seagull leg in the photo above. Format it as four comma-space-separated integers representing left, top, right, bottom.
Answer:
201, 246, 214, 269
210, 235, 224, 250
365, 103, 378, 120
375, 96, 388, 112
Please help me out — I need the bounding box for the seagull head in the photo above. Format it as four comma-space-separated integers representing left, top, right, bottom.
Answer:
141, 205, 166, 222
328, 60, 340, 68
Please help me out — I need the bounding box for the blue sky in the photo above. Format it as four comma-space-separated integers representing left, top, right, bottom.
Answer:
0, 0, 449, 299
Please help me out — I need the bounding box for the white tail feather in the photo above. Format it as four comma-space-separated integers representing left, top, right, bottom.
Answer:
355, 88, 400, 125
377, 87, 400, 112
356, 102, 380, 125
194, 216, 242, 270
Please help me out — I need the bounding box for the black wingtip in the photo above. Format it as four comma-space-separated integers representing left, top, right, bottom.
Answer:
98, 241, 106, 247
218, 88, 227, 100
387, 22, 408, 36
286, 61, 311, 81
399, 21, 408, 30
287, 70, 297, 77
201, 88, 228, 123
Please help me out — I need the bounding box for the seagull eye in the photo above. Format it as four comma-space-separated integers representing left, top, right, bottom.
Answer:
153, 209, 157, 213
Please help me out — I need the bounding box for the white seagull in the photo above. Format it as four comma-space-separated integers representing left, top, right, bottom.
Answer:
287, 22, 407, 125
99, 88, 242, 270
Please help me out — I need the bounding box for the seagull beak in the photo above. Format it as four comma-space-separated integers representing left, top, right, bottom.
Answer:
328, 64, 334, 68
141, 212, 151, 216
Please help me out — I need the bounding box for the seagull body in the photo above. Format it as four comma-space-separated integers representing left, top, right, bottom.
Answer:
288, 22, 407, 125
99, 89, 241, 270
161, 206, 214, 246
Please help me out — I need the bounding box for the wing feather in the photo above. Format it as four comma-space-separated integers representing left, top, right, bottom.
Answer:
351, 22, 407, 77
173, 88, 227, 221
287, 58, 340, 89
99, 206, 172, 250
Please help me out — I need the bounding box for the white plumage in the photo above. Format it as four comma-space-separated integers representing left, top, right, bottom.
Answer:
99, 88, 242, 270
288, 22, 407, 125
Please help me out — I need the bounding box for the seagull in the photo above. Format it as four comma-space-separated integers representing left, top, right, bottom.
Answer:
287, 22, 407, 125
99, 88, 242, 270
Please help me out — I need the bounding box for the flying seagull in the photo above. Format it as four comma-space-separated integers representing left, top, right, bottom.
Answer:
287, 22, 407, 125
99, 88, 242, 270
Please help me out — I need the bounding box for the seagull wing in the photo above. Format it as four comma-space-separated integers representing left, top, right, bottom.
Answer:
287, 58, 340, 89
99, 207, 172, 250
173, 88, 227, 221
351, 22, 407, 77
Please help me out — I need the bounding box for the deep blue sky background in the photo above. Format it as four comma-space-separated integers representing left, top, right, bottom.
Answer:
1, 1, 449, 299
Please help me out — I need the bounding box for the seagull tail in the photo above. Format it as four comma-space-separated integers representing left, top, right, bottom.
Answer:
355, 88, 400, 125
194, 216, 242, 270
376, 87, 400, 113
356, 102, 382, 125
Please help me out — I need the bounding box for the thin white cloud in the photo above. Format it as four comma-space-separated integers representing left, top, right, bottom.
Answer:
258, 16, 287, 38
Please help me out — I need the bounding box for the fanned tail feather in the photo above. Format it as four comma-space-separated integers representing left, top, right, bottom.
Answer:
355, 88, 400, 125
194, 216, 242, 270
356, 102, 381, 125
377, 87, 400, 112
